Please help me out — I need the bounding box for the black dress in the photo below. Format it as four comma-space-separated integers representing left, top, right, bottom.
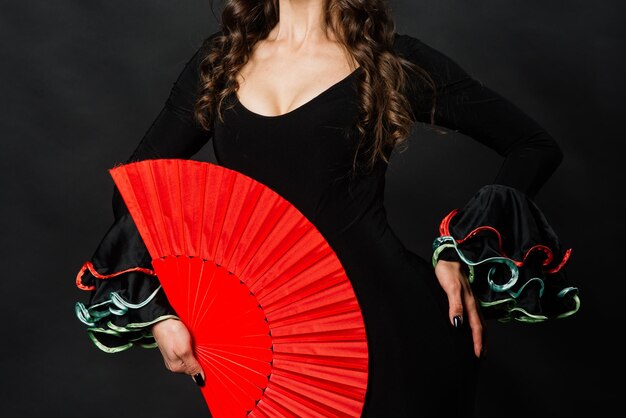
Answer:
74, 31, 580, 417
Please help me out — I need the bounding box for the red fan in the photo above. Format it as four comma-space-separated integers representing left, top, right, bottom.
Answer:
109, 159, 369, 417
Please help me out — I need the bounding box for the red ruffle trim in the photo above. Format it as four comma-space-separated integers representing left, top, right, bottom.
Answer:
439, 208, 572, 274
75, 261, 157, 291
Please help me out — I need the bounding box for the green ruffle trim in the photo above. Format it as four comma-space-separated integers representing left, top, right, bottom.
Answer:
75, 286, 178, 353
432, 236, 580, 323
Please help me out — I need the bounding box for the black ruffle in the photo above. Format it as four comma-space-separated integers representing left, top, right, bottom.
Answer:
75, 213, 178, 353
431, 184, 580, 322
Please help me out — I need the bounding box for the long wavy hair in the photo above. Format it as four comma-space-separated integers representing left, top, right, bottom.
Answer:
193, 0, 437, 174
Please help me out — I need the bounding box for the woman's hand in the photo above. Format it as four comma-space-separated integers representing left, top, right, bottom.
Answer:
434, 259, 485, 358
151, 318, 205, 386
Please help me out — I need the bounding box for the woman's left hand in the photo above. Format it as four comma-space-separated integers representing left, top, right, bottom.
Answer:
434, 259, 485, 358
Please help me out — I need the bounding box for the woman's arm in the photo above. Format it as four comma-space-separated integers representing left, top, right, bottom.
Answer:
75, 31, 221, 360
395, 33, 563, 198
112, 42, 214, 217
394, 34, 579, 358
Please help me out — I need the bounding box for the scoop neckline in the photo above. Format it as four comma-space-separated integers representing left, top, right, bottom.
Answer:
234, 66, 362, 119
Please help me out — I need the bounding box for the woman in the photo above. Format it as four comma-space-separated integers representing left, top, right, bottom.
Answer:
74, 0, 580, 416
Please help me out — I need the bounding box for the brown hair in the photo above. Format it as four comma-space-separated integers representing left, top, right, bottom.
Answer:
194, 0, 436, 174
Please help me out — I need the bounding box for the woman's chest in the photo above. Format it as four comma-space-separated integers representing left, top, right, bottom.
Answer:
207, 82, 368, 215
212, 81, 362, 178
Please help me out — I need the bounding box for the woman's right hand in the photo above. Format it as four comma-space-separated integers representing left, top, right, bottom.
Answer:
151, 318, 205, 387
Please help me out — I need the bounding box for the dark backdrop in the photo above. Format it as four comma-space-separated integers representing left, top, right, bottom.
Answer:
1, 1, 622, 416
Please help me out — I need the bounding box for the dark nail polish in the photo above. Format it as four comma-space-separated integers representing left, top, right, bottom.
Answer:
193, 373, 205, 387
453, 315, 462, 328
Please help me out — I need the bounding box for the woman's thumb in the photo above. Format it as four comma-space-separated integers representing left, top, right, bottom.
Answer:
183, 354, 205, 387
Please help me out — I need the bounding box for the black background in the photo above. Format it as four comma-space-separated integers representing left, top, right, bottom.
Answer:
1, 1, 623, 416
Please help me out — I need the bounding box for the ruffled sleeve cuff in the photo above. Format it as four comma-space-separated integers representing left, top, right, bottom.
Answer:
75, 213, 178, 353
431, 184, 580, 323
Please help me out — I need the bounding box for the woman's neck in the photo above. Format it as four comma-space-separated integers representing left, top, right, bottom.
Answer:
270, 0, 331, 44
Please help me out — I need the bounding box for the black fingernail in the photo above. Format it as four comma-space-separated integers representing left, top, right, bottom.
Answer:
453, 316, 462, 328
193, 373, 205, 387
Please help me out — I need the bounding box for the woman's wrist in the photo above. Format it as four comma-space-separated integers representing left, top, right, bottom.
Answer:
151, 316, 180, 333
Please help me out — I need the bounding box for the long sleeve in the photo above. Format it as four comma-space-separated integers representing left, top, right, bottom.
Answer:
394, 33, 580, 322
74, 31, 220, 353
395, 33, 562, 198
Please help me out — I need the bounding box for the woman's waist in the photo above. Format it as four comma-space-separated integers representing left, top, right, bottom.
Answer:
323, 215, 413, 266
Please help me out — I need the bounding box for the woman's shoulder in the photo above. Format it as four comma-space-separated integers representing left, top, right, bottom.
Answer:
182, 30, 224, 75
393, 32, 426, 55
393, 32, 447, 65
393, 32, 468, 85
194, 29, 224, 60
202, 29, 224, 48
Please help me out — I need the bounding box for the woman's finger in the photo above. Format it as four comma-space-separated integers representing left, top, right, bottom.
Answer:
434, 260, 465, 328
462, 290, 484, 358
177, 349, 205, 386
460, 279, 486, 358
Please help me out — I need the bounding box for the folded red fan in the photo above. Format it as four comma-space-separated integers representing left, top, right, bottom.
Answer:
109, 159, 369, 418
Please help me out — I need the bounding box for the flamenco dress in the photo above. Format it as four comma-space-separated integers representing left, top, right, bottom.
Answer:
74, 31, 580, 417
